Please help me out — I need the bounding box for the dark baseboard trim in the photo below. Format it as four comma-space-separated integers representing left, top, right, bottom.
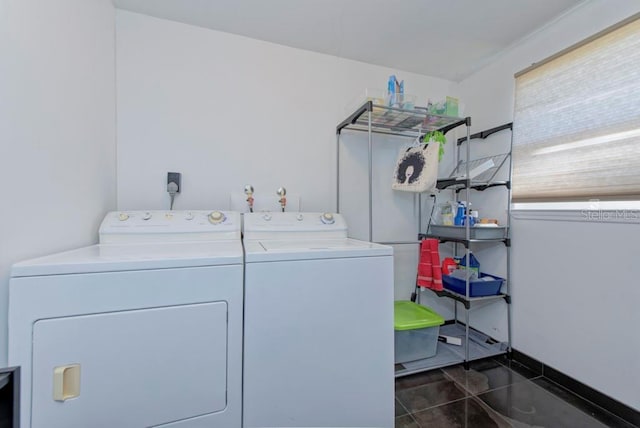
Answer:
510, 349, 543, 376
511, 349, 639, 427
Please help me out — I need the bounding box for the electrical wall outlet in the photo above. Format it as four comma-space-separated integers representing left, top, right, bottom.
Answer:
167, 172, 181, 193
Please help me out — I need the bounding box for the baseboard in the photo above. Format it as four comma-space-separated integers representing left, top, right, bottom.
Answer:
511, 349, 639, 427
510, 349, 543, 375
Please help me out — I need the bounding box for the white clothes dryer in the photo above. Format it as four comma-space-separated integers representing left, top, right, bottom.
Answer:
242, 212, 394, 428
9, 210, 243, 428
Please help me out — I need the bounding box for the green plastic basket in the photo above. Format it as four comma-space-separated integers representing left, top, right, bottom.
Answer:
394, 301, 444, 331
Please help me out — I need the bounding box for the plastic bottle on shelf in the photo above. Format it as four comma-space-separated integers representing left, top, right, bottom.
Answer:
454, 202, 466, 226
439, 202, 454, 226
467, 209, 477, 227
387, 75, 397, 107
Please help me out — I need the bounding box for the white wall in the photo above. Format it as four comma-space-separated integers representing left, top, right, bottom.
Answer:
458, 0, 640, 410
0, 0, 117, 365
116, 10, 457, 214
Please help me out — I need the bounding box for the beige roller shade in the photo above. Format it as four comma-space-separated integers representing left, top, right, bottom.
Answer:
512, 14, 640, 202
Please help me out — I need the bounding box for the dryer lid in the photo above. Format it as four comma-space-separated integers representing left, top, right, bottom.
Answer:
11, 241, 243, 277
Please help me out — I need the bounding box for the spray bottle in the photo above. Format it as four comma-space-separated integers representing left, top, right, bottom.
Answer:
387, 75, 397, 107
454, 201, 466, 226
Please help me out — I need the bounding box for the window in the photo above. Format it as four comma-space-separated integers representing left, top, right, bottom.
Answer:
512, 14, 640, 203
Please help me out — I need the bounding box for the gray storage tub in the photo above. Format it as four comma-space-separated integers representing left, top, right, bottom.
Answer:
428, 225, 507, 240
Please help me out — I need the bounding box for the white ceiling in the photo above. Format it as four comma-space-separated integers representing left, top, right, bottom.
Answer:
114, 0, 585, 82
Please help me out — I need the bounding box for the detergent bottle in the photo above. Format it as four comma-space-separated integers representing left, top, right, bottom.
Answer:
454, 202, 466, 226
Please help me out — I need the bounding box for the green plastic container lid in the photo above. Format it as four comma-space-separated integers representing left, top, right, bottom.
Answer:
394, 301, 444, 331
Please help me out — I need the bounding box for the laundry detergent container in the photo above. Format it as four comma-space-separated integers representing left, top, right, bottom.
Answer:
394, 301, 444, 363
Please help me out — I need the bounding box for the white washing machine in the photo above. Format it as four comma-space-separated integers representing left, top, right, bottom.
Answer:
242, 212, 394, 428
8, 210, 243, 428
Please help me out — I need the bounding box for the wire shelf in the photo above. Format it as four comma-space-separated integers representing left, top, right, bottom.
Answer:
337, 102, 466, 136
449, 153, 509, 184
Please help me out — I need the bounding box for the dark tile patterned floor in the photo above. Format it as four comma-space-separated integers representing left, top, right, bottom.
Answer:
395, 357, 637, 428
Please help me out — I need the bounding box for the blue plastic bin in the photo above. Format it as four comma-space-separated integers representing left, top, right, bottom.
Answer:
442, 272, 504, 297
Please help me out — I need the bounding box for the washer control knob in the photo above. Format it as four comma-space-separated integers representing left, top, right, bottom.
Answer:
262, 213, 272, 221
208, 211, 226, 224
320, 212, 335, 224
118, 213, 129, 221
142, 212, 152, 221
296, 213, 304, 221
185, 212, 194, 221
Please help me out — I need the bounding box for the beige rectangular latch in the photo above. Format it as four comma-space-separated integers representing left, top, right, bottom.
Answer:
53, 364, 80, 401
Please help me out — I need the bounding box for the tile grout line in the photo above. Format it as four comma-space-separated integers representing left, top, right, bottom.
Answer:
396, 371, 471, 415
406, 393, 514, 427
404, 395, 470, 416
472, 376, 538, 400
397, 360, 539, 417
395, 397, 411, 419
394, 369, 446, 394
440, 362, 544, 397
468, 393, 519, 427
406, 412, 421, 427
397, 365, 536, 426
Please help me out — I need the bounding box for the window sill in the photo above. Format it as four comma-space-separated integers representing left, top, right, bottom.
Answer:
511, 204, 640, 224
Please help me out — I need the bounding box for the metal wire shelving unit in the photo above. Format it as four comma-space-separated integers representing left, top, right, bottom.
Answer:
336, 101, 513, 375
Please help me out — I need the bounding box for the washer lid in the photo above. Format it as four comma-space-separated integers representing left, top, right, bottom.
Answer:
243, 238, 392, 263
11, 241, 243, 277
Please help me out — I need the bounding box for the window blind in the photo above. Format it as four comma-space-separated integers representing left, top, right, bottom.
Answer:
512, 14, 640, 202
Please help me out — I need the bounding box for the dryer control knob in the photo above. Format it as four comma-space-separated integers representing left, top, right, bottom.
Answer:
262, 213, 272, 221
142, 212, 152, 221
296, 214, 304, 221
208, 211, 226, 224
320, 213, 335, 224
118, 213, 129, 221
185, 212, 194, 221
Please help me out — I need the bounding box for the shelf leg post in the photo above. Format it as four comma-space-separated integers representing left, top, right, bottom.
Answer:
368, 110, 373, 242
464, 114, 471, 370
465, 306, 470, 368
336, 132, 340, 213
506, 129, 514, 355
454, 301, 458, 325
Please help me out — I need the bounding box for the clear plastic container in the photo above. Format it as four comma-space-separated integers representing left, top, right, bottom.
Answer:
434, 202, 454, 226
344, 88, 386, 115
386, 93, 416, 110
394, 301, 444, 363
